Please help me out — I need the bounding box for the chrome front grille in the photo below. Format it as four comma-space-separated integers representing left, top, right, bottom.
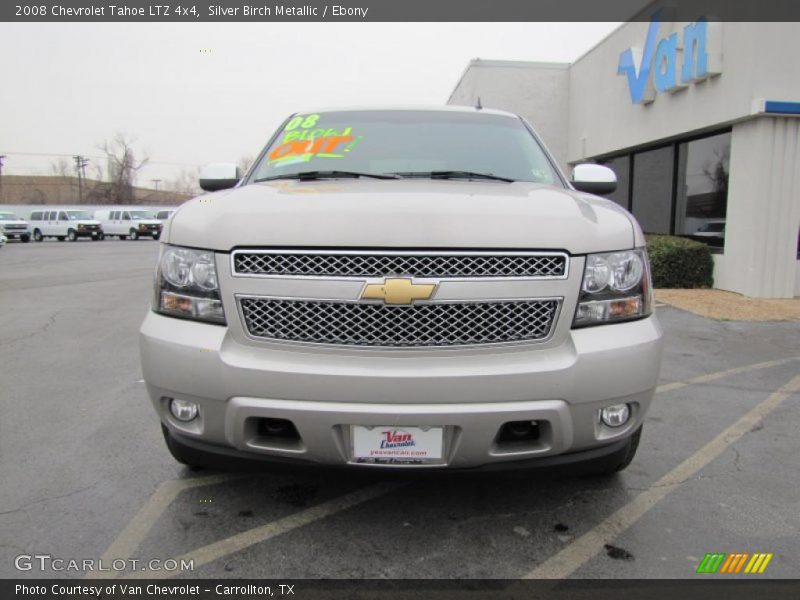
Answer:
232, 250, 567, 279
239, 297, 559, 347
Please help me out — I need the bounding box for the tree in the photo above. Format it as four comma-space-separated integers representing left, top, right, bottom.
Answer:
50, 158, 71, 177
702, 147, 729, 218
166, 167, 201, 197
238, 154, 255, 174
99, 134, 149, 204
702, 147, 729, 195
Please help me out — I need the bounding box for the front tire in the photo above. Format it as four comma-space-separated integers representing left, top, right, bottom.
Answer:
21, 234, 31, 243
33, 229, 43, 242
119, 235, 127, 240
67, 229, 77, 242
57, 236, 65, 241
593, 426, 642, 476
161, 425, 215, 469
129, 229, 139, 241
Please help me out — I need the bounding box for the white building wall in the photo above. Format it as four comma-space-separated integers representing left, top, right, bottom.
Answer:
567, 22, 800, 162
796, 262, 800, 297
716, 117, 800, 298
448, 60, 571, 171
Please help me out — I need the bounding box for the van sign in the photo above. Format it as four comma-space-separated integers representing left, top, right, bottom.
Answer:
618, 11, 722, 104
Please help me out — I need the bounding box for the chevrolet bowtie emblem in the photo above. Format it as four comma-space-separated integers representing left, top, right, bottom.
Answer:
361, 278, 436, 305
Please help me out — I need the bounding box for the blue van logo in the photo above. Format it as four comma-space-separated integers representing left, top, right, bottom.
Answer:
618, 11, 722, 104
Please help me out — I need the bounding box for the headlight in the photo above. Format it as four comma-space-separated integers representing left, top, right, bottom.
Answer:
573, 248, 652, 327
155, 245, 226, 324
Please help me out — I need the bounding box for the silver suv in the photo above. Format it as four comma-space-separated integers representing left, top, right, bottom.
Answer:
139, 107, 663, 473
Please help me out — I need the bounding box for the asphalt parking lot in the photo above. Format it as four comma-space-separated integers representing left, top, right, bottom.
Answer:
1, 239, 798, 580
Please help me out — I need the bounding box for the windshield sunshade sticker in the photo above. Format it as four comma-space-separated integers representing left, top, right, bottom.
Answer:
267, 114, 363, 166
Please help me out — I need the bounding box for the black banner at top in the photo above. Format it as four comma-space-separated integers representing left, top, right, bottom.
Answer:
4, 0, 800, 22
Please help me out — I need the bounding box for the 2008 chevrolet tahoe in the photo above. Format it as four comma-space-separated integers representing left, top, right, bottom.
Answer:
139, 107, 663, 473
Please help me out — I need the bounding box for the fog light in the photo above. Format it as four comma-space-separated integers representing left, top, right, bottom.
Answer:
600, 404, 630, 427
169, 398, 199, 422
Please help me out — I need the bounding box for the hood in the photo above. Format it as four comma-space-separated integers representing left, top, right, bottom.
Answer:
0, 219, 28, 226
167, 180, 637, 254
134, 219, 161, 226
76, 220, 101, 226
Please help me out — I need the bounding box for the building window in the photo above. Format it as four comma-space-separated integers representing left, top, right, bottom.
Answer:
631, 145, 673, 235
674, 131, 731, 250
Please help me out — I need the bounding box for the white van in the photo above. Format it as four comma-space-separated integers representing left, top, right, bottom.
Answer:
0, 211, 31, 242
94, 209, 162, 240
155, 209, 176, 223
29, 209, 103, 241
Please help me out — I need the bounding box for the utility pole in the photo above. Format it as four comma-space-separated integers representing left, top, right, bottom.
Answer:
73, 155, 89, 203
0, 155, 5, 202
151, 179, 162, 191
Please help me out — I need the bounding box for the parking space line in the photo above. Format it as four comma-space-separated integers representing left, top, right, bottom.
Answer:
128, 481, 404, 579
89, 357, 799, 581
656, 356, 799, 394
525, 373, 800, 579
87, 473, 242, 580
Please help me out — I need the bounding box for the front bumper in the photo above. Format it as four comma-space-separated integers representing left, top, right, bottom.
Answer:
75, 227, 101, 238
140, 311, 663, 469
138, 224, 162, 235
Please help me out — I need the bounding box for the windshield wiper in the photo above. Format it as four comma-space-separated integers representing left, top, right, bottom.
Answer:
255, 170, 400, 182
391, 170, 516, 183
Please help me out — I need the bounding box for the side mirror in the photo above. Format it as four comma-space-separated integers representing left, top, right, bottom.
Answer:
571, 164, 617, 195
199, 163, 242, 192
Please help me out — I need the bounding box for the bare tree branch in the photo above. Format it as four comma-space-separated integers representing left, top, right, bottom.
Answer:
95, 133, 150, 204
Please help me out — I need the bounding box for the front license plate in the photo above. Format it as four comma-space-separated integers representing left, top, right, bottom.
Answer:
352, 426, 443, 461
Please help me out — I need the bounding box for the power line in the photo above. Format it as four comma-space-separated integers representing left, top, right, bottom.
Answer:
0, 150, 199, 168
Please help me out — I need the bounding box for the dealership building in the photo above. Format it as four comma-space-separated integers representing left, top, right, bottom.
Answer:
448, 18, 800, 298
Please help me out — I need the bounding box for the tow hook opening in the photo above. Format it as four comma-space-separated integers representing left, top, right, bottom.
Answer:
244, 417, 305, 453
490, 419, 553, 455
496, 420, 541, 444
256, 417, 301, 440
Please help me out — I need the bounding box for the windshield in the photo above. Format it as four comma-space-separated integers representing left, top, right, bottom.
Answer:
66, 211, 91, 220
0, 212, 19, 221
129, 211, 152, 220
249, 110, 562, 185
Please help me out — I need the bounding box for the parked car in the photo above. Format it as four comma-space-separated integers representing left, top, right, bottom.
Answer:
94, 209, 162, 240
140, 107, 663, 473
693, 219, 725, 244
0, 226, 7, 248
694, 220, 725, 238
0, 211, 31, 242
29, 209, 102, 241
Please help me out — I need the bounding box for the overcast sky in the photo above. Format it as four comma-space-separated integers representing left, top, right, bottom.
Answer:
1, 22, 619, 187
